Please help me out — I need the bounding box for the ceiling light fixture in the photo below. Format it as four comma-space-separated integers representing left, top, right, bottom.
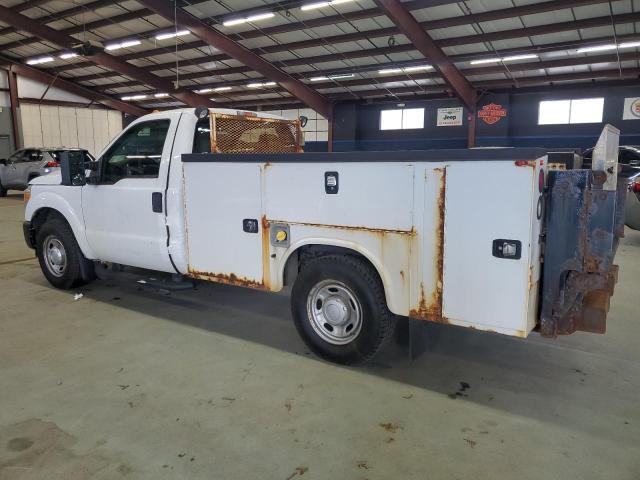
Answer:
214, 86, 232, 91
470, 57, 502, 65
105, 39, 141, 51
311, 73, 355, 81
121, 94, 148, 101
195, 88, 214, 94
619, 40, 640, 48
577, 44, 617, 53
223, 11, 275, 27
247, 81, 277, 88
470, 54, 538, 65
155, 29, 190, 40
26, 55, 54, 65
301, 0, 355, 11
379, 65, 432, 74
154, 93, 169, 98
59, 52, 78, 60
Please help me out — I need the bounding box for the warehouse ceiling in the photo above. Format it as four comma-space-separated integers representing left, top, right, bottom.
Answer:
0, 0, 639, 116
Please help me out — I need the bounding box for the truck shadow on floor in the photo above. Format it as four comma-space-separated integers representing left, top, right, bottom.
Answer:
72, 270, 637, 441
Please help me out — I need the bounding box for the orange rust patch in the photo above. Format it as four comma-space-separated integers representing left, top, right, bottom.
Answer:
187, 270, 266, 290
266, 219, 415, 236
261, 215, 271, 290
515, 160, 536, 167
409, 170, 447, 324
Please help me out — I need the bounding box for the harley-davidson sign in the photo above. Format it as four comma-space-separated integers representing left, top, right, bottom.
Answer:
478, 103, 507, 125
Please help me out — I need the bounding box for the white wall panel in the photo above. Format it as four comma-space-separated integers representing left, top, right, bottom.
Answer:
21, 104, 43, 147
59, 107, 79, 148
40, 105, 61, 147
76, 109, 95, 154
92, 109, 110, 154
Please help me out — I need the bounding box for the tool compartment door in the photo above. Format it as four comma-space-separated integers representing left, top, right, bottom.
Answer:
442, 161, 540, 336
182, 162, 265, 287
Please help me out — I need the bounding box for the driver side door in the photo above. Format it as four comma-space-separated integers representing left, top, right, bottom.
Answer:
82, 115, 179, 272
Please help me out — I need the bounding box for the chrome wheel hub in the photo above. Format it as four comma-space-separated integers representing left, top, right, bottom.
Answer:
44, 235, 67, 277
307, 280, 362, 345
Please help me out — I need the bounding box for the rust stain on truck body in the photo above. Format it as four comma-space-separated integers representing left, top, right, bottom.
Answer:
409, 168, 447, 323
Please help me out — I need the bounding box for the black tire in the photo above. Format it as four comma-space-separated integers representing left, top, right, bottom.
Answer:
36, 217, 94, 289
291, 254, 396, 365
0, 180, 6, 197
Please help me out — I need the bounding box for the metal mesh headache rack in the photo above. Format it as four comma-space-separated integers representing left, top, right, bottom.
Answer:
209, 113, 303, 154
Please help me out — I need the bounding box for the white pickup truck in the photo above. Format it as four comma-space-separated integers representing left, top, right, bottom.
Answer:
23, 108, 625, 364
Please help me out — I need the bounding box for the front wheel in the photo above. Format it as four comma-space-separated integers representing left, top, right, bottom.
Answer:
291, 255, 396, 365
36, 217, 94, 289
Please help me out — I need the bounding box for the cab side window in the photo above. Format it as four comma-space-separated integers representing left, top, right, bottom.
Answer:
101, 120, 170, 184
193, 117, 212, 153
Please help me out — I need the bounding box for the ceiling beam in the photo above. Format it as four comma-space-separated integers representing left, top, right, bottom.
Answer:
136, 0, 333, 119
373, 0, 475, 110
0, 55, 147, 116
0, 5, 215, 110
53, 2, 631, 90
85, 30, 640, 94
34, 0, 607, 76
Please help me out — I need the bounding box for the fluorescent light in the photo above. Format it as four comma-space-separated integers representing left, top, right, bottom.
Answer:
577, 44, 617, 53
105, 39, 141, 51
470, 57, 502, 65
59, 52, 78, 60
619, 40, 640, 49
154, 93, 169, 98
223, 11, 274, 27
214, 86, 232, 91
379, 65, 432, 74
311, 73, 355, 81
247, 81, 276, 88
121, 94, 148, 101
246, 12, 275, 22
403, 65, 432, 72
470, 54, 537, 65
301, 1, 330, 10
502, 54, 538, 62
155, 29, 190, 40
196, 88, 214, 94
301, 0, 355, 10
26, 55, 54, 65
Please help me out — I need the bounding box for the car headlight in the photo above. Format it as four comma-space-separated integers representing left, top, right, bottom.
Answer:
23, 185, 31, 203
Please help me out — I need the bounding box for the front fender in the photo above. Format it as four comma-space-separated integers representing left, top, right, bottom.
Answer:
25, 187, 96, 259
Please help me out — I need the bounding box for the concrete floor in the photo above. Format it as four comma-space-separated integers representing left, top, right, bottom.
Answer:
1, 191, 639, 480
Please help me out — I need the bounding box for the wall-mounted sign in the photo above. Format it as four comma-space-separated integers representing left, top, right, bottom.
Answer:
623, 97, 640, 120
478, 103, 507, 125
437, 107, 463, 126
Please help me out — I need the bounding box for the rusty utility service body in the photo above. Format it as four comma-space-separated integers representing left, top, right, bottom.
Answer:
22, 108, 625, 364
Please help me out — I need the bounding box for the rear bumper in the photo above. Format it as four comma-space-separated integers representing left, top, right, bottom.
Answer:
23, 221, 35, 249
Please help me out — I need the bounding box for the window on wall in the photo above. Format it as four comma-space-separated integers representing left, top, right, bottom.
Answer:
538, 98, 604, 125
380, 108, 425, 130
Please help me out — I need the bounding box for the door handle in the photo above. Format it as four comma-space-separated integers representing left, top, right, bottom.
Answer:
151, 192, 163, 213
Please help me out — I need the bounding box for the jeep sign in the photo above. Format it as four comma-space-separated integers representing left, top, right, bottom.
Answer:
437, 107, 464, 127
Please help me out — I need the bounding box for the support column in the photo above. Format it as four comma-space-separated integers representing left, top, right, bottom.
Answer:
467, 111, 476, 148
7, 68, 21, 150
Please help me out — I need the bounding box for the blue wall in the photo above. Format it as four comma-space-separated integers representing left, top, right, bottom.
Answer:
330, 84, 640, 152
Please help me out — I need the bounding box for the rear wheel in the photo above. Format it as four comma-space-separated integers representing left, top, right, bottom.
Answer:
36, 217, 94, 289
291, 255, 396, 365
0, 180, 6, 197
